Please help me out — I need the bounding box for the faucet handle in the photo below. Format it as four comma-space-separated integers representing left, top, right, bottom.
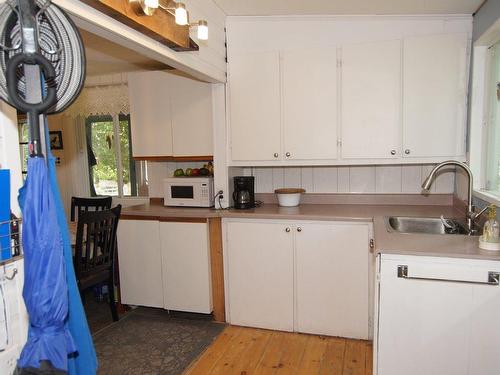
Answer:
469, 205, 489, 223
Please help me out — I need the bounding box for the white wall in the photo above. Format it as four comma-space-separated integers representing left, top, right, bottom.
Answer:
240, 164, 455, 194
56, 0, 227, 83
227, 15, 472, 56
0, 102, 22, 216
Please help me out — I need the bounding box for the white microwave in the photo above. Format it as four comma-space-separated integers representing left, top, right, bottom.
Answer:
163, 176, 215, 207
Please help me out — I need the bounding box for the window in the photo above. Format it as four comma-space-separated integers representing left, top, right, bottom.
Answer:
86, 114, 146, 197
485, 41, 500, 196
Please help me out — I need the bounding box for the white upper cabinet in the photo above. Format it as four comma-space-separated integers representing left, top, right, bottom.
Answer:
129, 72, 173, 158
282, 49, 338, 160
170, 75, 213, 157
229, 52, 281, 161
403, 33, 468, 158
341, 40, 402, 159
129, 71, 213, 158
226, 17, 471, 165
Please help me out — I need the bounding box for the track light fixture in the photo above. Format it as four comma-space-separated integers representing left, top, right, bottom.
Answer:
128, 0, 209, 40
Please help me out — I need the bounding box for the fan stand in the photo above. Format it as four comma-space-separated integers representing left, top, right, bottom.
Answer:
17, 0, 48, 158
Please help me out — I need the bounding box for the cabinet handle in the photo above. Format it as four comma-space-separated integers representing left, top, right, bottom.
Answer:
404, 149, 411, 155
285, 227, 291, 233
390, 150, 396, 155
274, 153, 279, 158
397, 265, 500, 286
285, 152, 291, 157
297, 227, 302, 232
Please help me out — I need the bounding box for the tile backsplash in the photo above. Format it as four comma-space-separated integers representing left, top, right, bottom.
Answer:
147, 162, 456, 198
240, 164, 456, 194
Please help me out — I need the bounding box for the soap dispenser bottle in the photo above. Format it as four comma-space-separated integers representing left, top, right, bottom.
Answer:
483, 205, 499, 242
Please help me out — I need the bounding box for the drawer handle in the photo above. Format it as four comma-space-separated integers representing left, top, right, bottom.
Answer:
397, 265, 500, 286
297, 227, 302, 232
274, 153, 279, 158
285, 227, 291, 233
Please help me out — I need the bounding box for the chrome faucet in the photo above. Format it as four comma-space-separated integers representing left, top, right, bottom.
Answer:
421, 160, 487, 235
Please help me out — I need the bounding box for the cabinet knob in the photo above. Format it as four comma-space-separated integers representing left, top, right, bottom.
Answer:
405, 149, 411, 155
297, 227, 302, 232
285, 227, 291, 233
274, 153, 279, 158
390, 150, 396, 155
285, 152, 291, 157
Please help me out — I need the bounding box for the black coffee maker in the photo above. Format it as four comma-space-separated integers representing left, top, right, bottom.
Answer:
233, 176, 255, 209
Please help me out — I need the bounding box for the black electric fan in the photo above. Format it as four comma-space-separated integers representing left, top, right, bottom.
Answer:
0, 0, 85, 157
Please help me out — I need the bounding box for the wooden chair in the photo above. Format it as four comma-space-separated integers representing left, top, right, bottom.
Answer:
70, 196, 112, 222
74, 205, 122, 321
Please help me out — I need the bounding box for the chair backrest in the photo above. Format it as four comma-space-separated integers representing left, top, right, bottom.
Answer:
70, 196, 112, 222
74, 205, 122, 283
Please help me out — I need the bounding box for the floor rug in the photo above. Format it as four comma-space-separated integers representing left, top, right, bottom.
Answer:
92, 307, 225, 375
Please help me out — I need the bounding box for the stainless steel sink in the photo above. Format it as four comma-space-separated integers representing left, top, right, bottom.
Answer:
386, 216, 471, 235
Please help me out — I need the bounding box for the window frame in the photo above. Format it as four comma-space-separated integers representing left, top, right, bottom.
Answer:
469, 18, 500, 206
85, 113, 137, 198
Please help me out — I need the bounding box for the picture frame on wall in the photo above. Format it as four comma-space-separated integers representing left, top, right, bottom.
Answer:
49, 131, 63, 150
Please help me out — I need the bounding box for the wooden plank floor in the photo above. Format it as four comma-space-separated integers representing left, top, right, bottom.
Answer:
185, 326, 373, 375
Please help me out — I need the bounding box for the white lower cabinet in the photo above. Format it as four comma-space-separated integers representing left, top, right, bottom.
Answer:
375, 254, 500, 375
118, 219, 212, 314
295, 222, 369, 339
117, 220, 164, 308
224, 219, 372, 338
160, 222, 212, 314
225, 221, 294, 331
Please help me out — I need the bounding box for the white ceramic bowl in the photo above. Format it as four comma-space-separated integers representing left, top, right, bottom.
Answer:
275, 188, 306, 207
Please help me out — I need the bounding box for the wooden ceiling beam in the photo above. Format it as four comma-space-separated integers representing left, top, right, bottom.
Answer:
80, 0, 198, 51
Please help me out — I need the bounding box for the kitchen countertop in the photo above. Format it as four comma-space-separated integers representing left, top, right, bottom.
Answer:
122, 202, 500, 261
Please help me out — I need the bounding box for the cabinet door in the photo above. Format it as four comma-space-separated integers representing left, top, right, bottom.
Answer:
117, 220, 164, 308
403, 33, 468, 158
282, 49, 338, 160
228, 52, 281, 161
159, 222, 212, 313
225, 221, 294, 331
469, 262, 500, 375
377, 256, 472, 375
295, 222, 369, 339
341, 40, 401, 159
170, 75, 213, 157
128, 72, 173, 157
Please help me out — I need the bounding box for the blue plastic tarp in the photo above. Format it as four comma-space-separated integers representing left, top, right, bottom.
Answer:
18, 145, 97, 373
18, 156, 76, 370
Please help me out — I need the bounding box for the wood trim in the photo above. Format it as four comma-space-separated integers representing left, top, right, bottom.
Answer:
121, 214, 207, 223
159, 217, 207, 223
80, 0, 198, 50
149, 197, 164, 205
133, 155, 214, 162
208, 217, 225, 322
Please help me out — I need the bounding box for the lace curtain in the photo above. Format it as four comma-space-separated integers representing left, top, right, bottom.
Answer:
65, 84, 129, 117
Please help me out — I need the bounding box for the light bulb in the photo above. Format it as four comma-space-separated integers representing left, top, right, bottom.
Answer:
175, 3, 188, 25
197, 20, 208, 40
144, 0, 158, 8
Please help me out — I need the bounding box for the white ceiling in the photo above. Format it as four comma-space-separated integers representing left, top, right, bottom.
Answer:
212, 0, 484, 16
